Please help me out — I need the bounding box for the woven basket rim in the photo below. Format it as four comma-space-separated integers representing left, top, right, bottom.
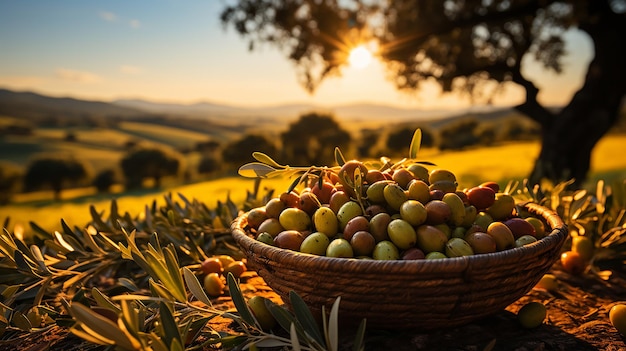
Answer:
231, 202, 568, 275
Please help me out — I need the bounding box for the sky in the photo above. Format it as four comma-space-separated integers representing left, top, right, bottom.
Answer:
0, 0, 594, 110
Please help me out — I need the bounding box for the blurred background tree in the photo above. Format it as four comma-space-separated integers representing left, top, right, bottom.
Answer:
221, 0, 625, 188
92, 169, 119, 194
23, 156, 91, 201
120, 147, 182, 189
280, 113, 351, 166
385, 126, 435, 156
0, 161, 22, 204
222, 134, 278, 169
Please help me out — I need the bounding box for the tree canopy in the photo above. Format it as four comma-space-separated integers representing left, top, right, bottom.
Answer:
280, 113, 351, 166
23, 156, 90, 200
221, 0, 625, 187
120, 147, 182, 189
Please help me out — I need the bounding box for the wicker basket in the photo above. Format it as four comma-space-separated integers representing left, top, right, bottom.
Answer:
231, 202, 567, 329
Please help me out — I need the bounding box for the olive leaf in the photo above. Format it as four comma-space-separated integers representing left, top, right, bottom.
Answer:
323, 296, 341, 351
120, 300, 141, 337
290, 323, 302, 351
159, 302, 182, 350
182, 267, 213, 307
147, 332, 170, 351
11, 311, 32, 331
227, 273, 256, 326
289, 290, 326, 348
287, 175, 304, 194
334, 147, 346, 166
409, 128, 422, 160
92, 287, 121, 313
29, 245, 51, 275
253, 152, 287, 169
238, 163, 278, 178
68, 302, 141, 350
352, 319, 367, 351
266, 299, 300, 334
163, 245, 187, 302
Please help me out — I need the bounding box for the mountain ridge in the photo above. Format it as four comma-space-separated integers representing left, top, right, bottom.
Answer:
111, 97, 489, 122
0, 88, 518, 125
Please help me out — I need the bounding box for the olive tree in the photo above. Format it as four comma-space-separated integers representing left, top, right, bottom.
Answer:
281, 113, 351, 166
222, 134, 277, 168
0, 162, 22, 204
120, 147, 182, 189
23, 156, 91, 201
221, 0, 626, 187
386, 126, 435, 155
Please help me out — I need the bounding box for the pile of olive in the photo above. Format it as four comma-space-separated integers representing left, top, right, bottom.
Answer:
246, 161, 546, 260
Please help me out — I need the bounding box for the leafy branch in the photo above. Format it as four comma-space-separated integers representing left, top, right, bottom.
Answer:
1, 190, 365, 350
238, 129, 434, 197
507, 178, 626, 279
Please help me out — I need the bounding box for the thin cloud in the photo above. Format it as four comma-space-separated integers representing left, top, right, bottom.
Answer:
129, 19, 141, 28
0, 75, 46, 87
56, 68, 101, 83
120, 65, 142, 75
99, 11, 117, 22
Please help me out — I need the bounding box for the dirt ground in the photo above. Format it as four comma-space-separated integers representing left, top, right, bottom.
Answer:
1, 262, 625, 351
232, 263, 626, 351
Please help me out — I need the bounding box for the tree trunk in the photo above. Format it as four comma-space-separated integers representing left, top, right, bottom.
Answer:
522, 4, 626, 188
53, 186, 62, 201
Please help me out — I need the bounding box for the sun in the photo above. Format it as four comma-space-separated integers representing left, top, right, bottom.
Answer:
348, 45, 373, 69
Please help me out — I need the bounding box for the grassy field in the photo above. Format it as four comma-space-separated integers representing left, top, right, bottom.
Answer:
2, 135, 625, 237
118, 121, 212, 149
1, 122, 213, 172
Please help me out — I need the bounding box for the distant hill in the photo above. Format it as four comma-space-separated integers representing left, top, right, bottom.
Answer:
0, 88, 529, 131
112, 98, 460, 123
0, 89, 143, 120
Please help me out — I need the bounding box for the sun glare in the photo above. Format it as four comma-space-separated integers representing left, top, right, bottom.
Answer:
348, 45, 373, 69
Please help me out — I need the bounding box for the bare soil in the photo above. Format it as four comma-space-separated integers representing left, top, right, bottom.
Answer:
1, 263, 624, 351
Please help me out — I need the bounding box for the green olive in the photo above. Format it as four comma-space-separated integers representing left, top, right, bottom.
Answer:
416, 225, 447, 253
257, 218, 284, 238
387, 218, 417, 250
326, 238, 354, 258
525, 217, 547, 239
517, 302, 546, 329
256, 232, 275, 246
442, 192, 466, 226
445, 238, 474, 257
248, 296, 277, 331
425, 251, 447, 259
428, 169, 457, 184
407, 164, 430, 182
399, 200, 427, 226
372, 240, 400, 260
337, 201, 364, 231
407, 179, 430, 204
312, 206, 339, 237
486, 222, 516, 251
487, 193, 516, 220
515, 234, 538, 247
278, 208, 311, 232
366, 180, 393, 204
300, 232, 331, 255
383, 183, 408, 211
